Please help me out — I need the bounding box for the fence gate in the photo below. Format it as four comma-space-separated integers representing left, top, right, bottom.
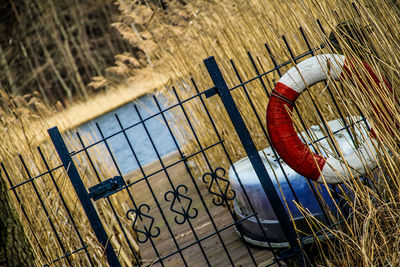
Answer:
43, 66, 304, 266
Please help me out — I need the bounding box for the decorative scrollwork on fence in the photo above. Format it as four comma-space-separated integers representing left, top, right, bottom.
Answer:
165, 184, 198, 225
126, 203, 160, 243
202, 167, 235, 206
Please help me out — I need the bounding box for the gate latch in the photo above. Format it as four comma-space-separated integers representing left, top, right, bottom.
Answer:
88, 176, 125, 201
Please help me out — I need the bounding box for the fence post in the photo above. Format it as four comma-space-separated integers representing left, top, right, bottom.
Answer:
203, 56, 309, 266
48, 127, 121, 267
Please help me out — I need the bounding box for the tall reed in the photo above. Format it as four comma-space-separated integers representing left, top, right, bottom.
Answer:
0, 0, 134, 105
115, 0, 400, 265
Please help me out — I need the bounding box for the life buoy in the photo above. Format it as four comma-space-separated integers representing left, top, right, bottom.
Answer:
266, 54, 390, 184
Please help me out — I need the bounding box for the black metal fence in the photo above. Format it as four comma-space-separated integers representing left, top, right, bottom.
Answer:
2, 20, 371, 267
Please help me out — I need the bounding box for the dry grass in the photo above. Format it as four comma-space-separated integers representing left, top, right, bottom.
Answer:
113, 0, 400, 265
3, 0, 400, 266
0, 0, 135, 105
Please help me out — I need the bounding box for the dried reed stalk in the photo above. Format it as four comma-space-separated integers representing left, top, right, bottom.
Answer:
116, 0, 400, 265
0, 0, 132, 105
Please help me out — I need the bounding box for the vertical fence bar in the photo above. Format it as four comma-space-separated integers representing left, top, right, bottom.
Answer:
47, 126, 121, 267
203, 56, 309, 266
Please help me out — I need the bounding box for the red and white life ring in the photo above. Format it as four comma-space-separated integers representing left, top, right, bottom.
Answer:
266, 54, 389, 184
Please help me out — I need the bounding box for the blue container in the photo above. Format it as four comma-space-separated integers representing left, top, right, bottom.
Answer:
229, 118, 366, 247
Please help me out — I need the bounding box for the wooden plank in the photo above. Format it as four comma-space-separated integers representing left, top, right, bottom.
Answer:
117, 154, 277, 266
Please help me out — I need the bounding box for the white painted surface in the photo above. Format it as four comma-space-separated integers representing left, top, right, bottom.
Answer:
279, 54, 345, 93
230, 117, 378, 185
317, 136, 379, 184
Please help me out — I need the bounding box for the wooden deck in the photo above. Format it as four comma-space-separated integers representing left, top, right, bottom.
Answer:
120, 153, 278, 267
